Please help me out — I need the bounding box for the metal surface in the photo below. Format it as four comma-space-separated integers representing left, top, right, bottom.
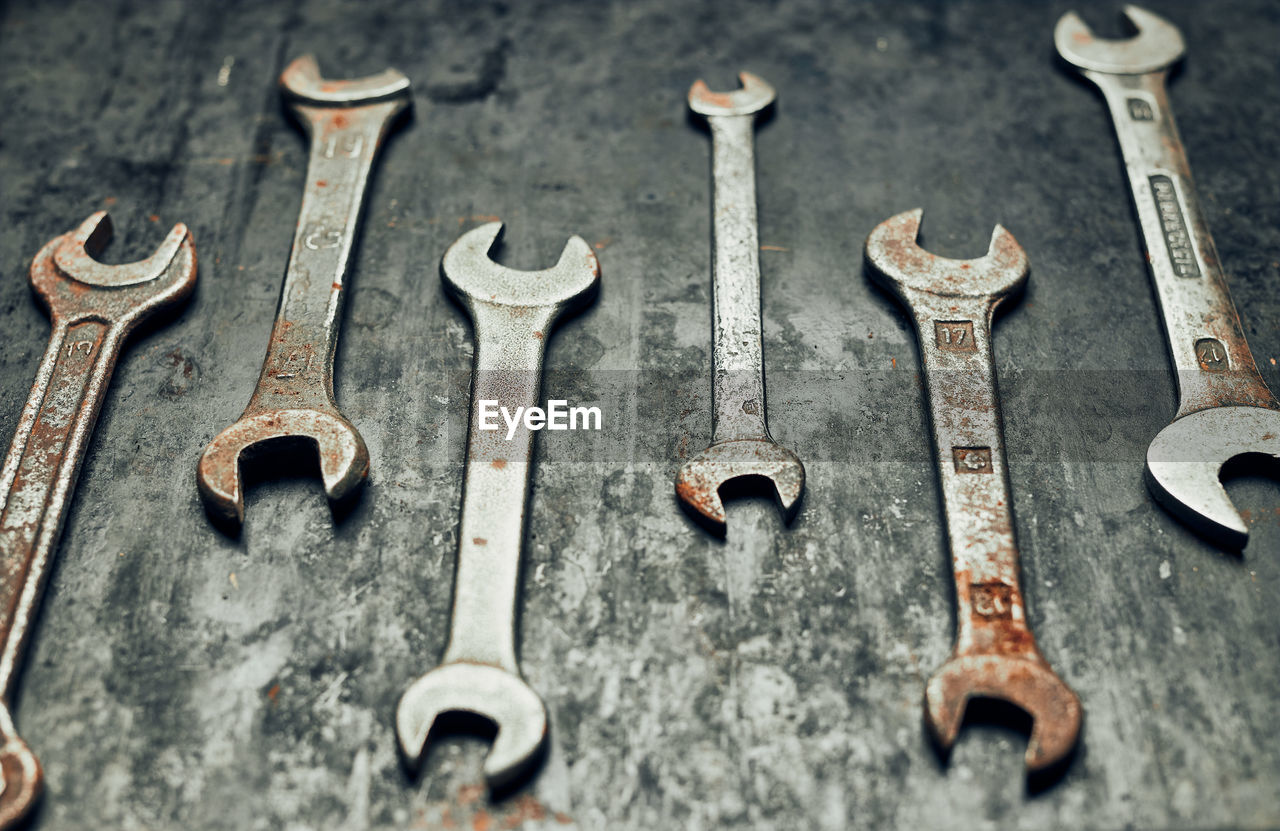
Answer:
675, 72, 805, 533
396, 222, 600, 788
865, 210, 1081, 774
196, 55, 411, 528
0, 213, 197, 828
1056, 6, 1280, 549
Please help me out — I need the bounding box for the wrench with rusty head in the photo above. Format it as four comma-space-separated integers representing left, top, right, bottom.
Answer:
1056, 6, 1280, 549
866, 210, 1081, 774
396, 222, 599, 788
0, 213, 197, 827
198, 56, 410, 527
675, 72, 805, 534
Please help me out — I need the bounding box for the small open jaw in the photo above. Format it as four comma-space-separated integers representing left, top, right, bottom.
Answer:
864, 209, 1028, 301
396, 663, 548, 789
53, 211, 192, 289
925, 655, 1082, 774
688, 71, 776, 118
1054, 5, 1185, 75
1145, 406, 1280, 550
675, 439, 805, 534
441, 222, 601, 313
279, 54, 411, 106
196, 410, 370, 527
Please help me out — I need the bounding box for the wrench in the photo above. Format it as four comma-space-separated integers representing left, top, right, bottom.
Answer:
1056, 6, 1280, 549
0, 213, 197, 827
198, 55, 410, 527
396, 222, 599, 787
675, 72, 805, 534
865, 210, 1081, 773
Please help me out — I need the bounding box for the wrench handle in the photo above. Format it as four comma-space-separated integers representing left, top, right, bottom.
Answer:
442, 307, 556, 672
707, 115, 772, 444
1088, 71, 1277, 418
908, 294, 1035, 658
248, 99, 404, 414
0, 318, 121, 696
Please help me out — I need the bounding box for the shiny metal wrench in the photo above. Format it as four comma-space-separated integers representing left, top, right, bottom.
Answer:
0, 213, 197, 827
396, 222, 599, 787
866, 210, 1081, 773
675, 72, 805, 534
1057, 6, 1280, 549
198, 55, 410, 527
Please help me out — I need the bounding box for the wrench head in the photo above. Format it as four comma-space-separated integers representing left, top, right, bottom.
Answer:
196, 409, 369, 528
925, 654, 1082, 773
396, 663, 548, 789
688, 71, 776, 118
865, 209, 1028, 302
279, 54, 411, 106
53, 211, 192, 288
441, 222, 600, 316
1055, 5, 1185, 75
675, 438, 805, 534
1145, 406, 1280, 549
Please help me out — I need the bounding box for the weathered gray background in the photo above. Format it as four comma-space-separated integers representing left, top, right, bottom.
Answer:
0, 0, 1277, 828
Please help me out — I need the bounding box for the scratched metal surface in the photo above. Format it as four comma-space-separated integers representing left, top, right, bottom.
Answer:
0, 0, 1277, 829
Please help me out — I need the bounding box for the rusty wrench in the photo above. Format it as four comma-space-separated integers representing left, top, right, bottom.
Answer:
1056, 6, 1280, 549
0, 213, 197, 827
198, 56, 410, 527
396, 222, 599, 787
866, 210, 1081, 774
675, 72, 805, 534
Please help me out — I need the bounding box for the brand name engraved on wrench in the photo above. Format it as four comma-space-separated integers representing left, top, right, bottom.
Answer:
935, 321, 976, 352
1149, 175, 1200, 277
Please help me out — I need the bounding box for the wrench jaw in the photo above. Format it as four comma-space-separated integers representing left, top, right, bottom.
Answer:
196, 410, 370, 528
864, 209, 1028, 303
674, 440, 805, 534
687, 72, 776, 118
396, 663, 548, 790
1054, 6, 1185, 76
1145, 407, 1280, 550
0, 738, 41, 829
441, 222, 601, 317
925, 654, 1083, 775
279, 55, 411, 107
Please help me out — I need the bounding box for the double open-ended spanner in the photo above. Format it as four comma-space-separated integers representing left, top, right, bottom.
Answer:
866, 210, 1081, 774
198, 56, 411, 527
1056, 6, 1280, 549
675, 72, 805, 534
396, 222, 599, 787
0, 213, 197, 827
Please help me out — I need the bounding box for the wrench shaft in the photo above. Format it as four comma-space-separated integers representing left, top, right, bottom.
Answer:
708, 115, 771, 443
0, 320, 117, 695
910, 296, 1034, 658
249, 100, 402, 414
443, 308, 556, 672
1089, 71, 1277, 418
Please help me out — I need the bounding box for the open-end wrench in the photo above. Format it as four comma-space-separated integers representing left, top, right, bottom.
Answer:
675, 72, 805, 534
866, 210, 1081, 774
396, 222, 599, 787
1056, 6, 1280, 549
0, 213, 197, 827
198, 55, 410, 527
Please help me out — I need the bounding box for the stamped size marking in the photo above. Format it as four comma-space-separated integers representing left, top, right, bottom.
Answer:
321, 134, 364, 160
970, 581, 1014, 620
953, 446, 992, 474
63, 341, 94, 358
1127, 97, 1155, 121
1195, 337, 1229, 372
1149, 175, 1200, 278
303, 225, 343, 250
935, 320, 976, 352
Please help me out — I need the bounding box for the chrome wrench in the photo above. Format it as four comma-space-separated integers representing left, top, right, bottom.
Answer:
396, 222, 600, 788
675, 72, 805, 534
0, 213, 197, 827
198, 55, 411, 527
866, 210, 1081, 774
1056, 6, 1280, 548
